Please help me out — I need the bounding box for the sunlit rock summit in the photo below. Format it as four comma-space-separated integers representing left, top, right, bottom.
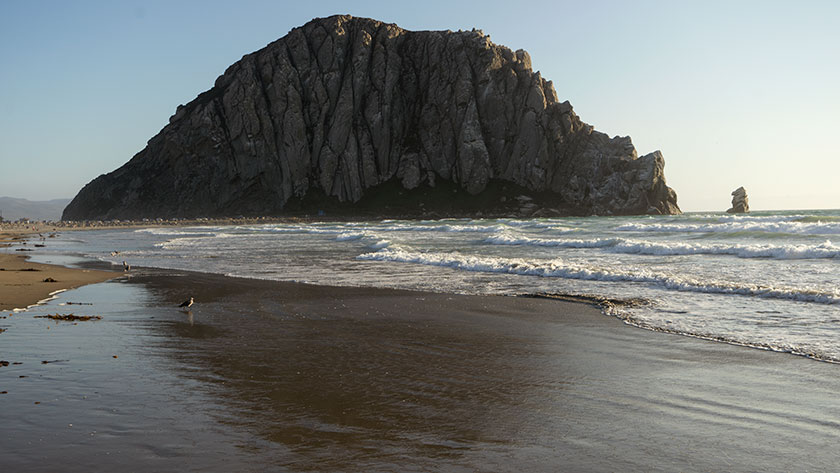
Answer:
63, 15, 680, 220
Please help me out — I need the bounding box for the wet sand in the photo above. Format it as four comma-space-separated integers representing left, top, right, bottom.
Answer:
0, 252, 117, 311
0, 226, 118, 310
2, 268, 839, 471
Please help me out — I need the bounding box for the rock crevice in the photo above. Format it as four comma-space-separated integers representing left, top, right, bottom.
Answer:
63, 15, 680, 220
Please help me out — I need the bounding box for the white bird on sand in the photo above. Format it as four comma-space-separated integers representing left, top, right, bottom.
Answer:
178, 297, 194, 309
123, 261, 130, 272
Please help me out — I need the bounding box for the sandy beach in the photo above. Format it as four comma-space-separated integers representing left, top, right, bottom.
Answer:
2, 264, 839, 471
0, 229, 117, 311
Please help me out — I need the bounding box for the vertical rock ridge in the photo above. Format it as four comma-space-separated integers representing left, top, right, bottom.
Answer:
63, 14, 679, 220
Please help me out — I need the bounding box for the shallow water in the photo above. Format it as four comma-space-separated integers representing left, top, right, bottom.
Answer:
0, 279, 274, 471
29, 210, 840, 361
3, 271, 840, 471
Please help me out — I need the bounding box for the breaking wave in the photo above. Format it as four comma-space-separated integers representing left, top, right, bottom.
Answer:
357, 248, 840, 305
484, 232, 840, 259
615, 220, 840, 235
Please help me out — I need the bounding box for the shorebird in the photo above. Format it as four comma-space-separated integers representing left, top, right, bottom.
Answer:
123, 261, 131, 272
178, 297, 194, 309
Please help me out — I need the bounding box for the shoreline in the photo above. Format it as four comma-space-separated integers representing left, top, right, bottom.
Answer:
2, 267, 839, 470
5, 220, 837, 366
0, 229, 118, 311
0, 252, 118, 311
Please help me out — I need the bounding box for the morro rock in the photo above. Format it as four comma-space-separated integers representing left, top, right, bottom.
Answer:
727, 186, 749, 213
63, 15, 680, 220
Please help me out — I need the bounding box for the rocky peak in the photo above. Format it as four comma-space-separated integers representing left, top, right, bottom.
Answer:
63, 15, 680, 220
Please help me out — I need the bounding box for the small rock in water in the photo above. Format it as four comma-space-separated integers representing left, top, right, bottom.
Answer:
726, 186, 749, 213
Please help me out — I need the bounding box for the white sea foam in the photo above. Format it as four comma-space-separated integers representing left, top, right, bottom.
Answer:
261, 225, 347, 235
370, 223, 505, 233
609, 239, 840, 259
336, 231, 367, 241
357, 248, 840, 305
485, 233, 619, 249
249, 222, 506, 235
615, 221, 840, 235
484, 232, 840, 259
135, 228, 219, 237
369, 239, 391, 249
334, 231, 390, 249
495, 219, 578, 232
154, 232, 240, 250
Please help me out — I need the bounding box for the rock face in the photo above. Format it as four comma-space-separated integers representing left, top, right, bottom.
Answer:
63, 15, 680, 220
727, 187, 749, 213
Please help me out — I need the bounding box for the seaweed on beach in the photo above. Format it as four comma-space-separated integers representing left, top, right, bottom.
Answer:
34, 313, 102, 322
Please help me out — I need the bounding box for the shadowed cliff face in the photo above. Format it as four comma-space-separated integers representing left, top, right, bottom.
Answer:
63, 15, 680, 220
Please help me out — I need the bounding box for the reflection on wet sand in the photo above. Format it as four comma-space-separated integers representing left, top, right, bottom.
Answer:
142, 273, 578, 471
138, 271, 840, 472
4, 269, 840, 471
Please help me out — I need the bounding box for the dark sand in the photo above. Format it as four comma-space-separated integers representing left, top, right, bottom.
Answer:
2, 268, 839, 472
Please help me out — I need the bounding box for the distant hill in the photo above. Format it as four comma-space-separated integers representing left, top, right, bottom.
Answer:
0, 196, 71, 221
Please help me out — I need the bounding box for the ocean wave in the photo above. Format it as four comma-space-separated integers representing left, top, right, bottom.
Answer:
713, 215, 803, 223
485, 233, 619, 249
615, 221, 840, 235
357, 248, 840, 305
369, 223, 505, 233
484, 232, 840, 259
154, 232, 240, 249
369, 239, 391, 249
794, 215, 840, 223
494, 219, 579, 232
334, 231, 391, 249
261, 225, 347, 235
610, 239, 840, 259
336, 231, 367, 241
255, 222, 506, 235
135, 228, 220, 237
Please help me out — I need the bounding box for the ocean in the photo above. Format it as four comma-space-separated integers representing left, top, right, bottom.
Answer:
34, 209, 840, 362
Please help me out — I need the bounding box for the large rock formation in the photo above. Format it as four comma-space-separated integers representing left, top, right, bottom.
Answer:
727, 187, 749, 213
63, 15, 680, 220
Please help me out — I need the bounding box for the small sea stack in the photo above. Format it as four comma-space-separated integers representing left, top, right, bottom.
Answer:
727, 186, 749, 213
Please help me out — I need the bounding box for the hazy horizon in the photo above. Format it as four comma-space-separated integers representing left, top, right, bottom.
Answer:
2, 0, 838, 212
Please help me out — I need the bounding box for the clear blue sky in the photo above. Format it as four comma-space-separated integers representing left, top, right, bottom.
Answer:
1, 0, 838, 211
